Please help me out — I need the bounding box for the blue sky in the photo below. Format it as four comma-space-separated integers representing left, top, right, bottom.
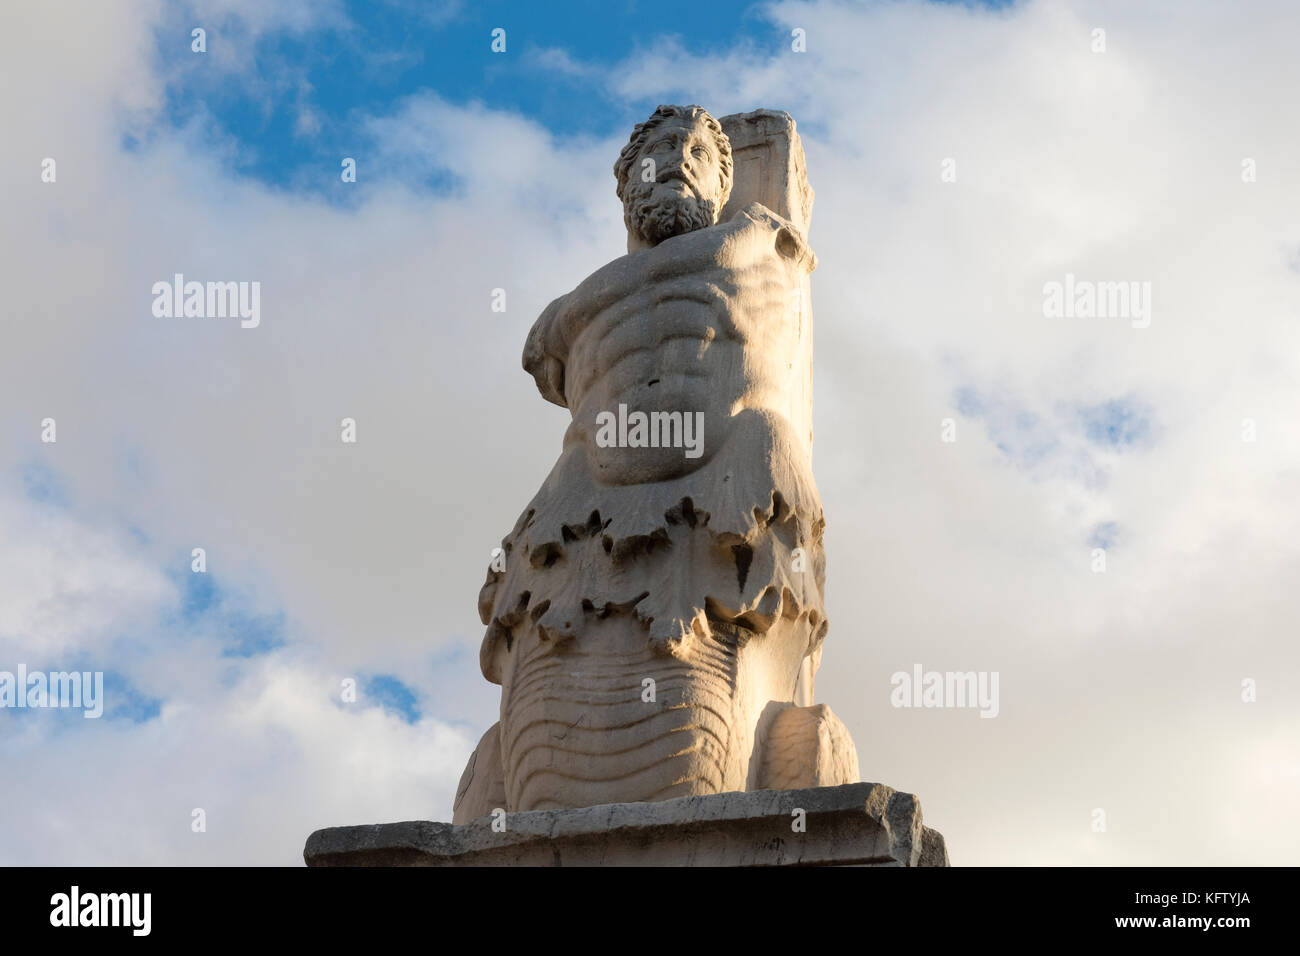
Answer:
4, 0, 1298, 867
952, 384, 1154, 488
154, 0, 809, 190
151, 0, 1016, 193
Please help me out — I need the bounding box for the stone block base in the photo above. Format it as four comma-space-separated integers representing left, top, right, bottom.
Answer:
304, 782, 949, 867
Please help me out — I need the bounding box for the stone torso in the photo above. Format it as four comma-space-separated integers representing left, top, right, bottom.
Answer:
525, 202, 817, 485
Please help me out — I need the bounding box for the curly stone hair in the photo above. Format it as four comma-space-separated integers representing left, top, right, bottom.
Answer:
613, 104, 733, 208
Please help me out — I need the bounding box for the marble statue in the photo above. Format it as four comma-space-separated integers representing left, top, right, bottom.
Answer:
453, 105, 859, 821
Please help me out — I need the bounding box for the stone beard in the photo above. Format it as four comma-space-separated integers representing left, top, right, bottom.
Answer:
621, 176, 719, 248
453, 107, 859, 822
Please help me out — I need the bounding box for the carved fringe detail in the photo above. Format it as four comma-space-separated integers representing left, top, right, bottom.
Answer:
478, 410, 829, 683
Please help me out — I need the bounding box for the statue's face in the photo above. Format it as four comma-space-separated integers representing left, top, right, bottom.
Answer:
637, 116, 726, 210
624, 115, 726, 246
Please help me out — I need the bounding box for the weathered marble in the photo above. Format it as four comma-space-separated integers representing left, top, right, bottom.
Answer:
307, 782, 949, 867
455, 105, 860, 821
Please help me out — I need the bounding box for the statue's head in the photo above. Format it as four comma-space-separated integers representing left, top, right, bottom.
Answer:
614, 104, 733, 248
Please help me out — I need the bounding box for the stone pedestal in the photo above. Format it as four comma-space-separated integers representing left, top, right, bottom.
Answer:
304, 783, 950, 867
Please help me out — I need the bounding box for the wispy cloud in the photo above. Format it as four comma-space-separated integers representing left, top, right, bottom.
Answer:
2, 0, 1298, 866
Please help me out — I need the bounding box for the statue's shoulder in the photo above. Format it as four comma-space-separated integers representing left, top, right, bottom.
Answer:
520, 251, 657, 408
728, 202, 817, 273
523, 292, 570, 408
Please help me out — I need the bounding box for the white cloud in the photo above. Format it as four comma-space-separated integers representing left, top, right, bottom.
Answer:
2, 0, 1297, 864
0, 492, 172, 659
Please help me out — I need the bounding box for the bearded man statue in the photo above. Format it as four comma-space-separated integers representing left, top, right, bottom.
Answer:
453, 104, 860, 820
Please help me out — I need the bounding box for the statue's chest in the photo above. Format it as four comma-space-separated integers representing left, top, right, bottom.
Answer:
567, 250, 792, 359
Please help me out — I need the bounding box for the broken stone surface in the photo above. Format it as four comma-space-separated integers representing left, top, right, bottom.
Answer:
306, 782, 950, 867
456, 105, 863, 821
718, 108, 816, 244
307, 107, 952, 868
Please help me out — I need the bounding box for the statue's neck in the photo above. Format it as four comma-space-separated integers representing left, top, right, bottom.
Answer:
626, 232, 654, 254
